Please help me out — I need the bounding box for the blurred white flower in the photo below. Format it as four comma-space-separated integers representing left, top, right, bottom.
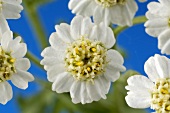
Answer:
41, 15, 126, 104
145, 0, 170, 55
125, 54, 170, 113
0, 30, 34, 105
0, 0, 23, 19
0, 0, 23, 26
68, 0, 138, 26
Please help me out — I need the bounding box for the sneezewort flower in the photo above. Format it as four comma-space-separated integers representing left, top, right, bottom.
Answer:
0, 30, 34, 105
145, 0, 170, 55
125, 54, 170, 113
41, 15, 126, 104
68, 0, 138, 26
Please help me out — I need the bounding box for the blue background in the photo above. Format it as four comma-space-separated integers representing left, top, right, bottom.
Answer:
0, 0, 160, 112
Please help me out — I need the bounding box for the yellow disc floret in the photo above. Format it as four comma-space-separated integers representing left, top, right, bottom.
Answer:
151, 78, 170, 113
95, 0, 126, 8
64, 36, 107, 82
0, 47, 16, 82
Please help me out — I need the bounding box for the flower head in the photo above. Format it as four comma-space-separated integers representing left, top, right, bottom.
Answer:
68, 0, 138, 26
41, 15, 126, 104
0, 30, 34, 105
145, 0, 170, 55
125, 54, 170, 113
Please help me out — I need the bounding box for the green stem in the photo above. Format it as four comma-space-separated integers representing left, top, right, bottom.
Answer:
23, 2, 48, 49
113, 16, 147, 37
26, 51, 43, 69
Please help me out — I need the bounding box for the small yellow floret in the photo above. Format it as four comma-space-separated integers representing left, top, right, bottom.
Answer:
91, 48, 97, 52
161, 88, 169, 94
76, 61, 84, 66
166, 105, 170, 111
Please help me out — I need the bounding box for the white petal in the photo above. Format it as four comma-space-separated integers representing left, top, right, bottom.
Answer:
158, 29, 170, 54
72, 81, 92, 104
1, 30, 13, 51
70, 15, 83, 40
11, 69, 34, 89
160, 0, 170, 6
46, 64, 66, 82
49, 32, 68, 51
144, 56, 160, 82
106, 50, 124, 65
2, 2, 23, 19
147, 2, 161, 14
125, 75, 154, 108
11, 43, 27, 58
15, 58, 31, 71
93, 6, 110, 25
0, 16, 10, 42
144, 18, 169, 37
86, 78, 107, 101
144, 54, 170, 82
80, 16, 93, 36
52, 72, 74, 93
55, 23, 72, 43
68, 0, 95, 16
97, 76, 110, 94
7, 36, 27, 58
70, 81, 82, 103
2, 0, 22, 4
125, 94, 151, 109
0, 82, 12, 105
89, 23, 115, 48
104, 66, 121, 82
70, 16, 93, 40
109, 0, 138, 26
41, 47, 65, 61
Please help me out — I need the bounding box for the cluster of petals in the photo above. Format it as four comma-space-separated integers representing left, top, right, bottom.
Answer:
126, 54, 170, 113
145, 0, 170, 55
68, 0, 138, 26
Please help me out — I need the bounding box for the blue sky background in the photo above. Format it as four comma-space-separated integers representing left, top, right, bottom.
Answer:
0, 0, 161, 112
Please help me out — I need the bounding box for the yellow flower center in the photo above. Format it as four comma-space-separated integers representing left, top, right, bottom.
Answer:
95, 0, 126, 8
151, 78, 170, 113
64, 36, 107, 82
0, 47, 16, 82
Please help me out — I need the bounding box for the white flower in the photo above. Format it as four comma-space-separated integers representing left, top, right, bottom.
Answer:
41, 15, 126, 104
68, 0, 138, 26
144, 0, 170, 55
0, 30, 34, 105
125, 54, 170, 113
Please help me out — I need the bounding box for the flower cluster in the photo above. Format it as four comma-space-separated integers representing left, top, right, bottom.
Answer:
125, 1, 170, 113
0, 0, 34, 104
2, 0, 170, 113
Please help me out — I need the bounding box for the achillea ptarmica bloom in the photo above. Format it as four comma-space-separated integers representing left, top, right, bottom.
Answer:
125, 54, 170, 113
41, 15, 126, 104
145, 0, 170, 55
0, 0, 23, 23
68, 0, 138, 26
0, 30, 34, 105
